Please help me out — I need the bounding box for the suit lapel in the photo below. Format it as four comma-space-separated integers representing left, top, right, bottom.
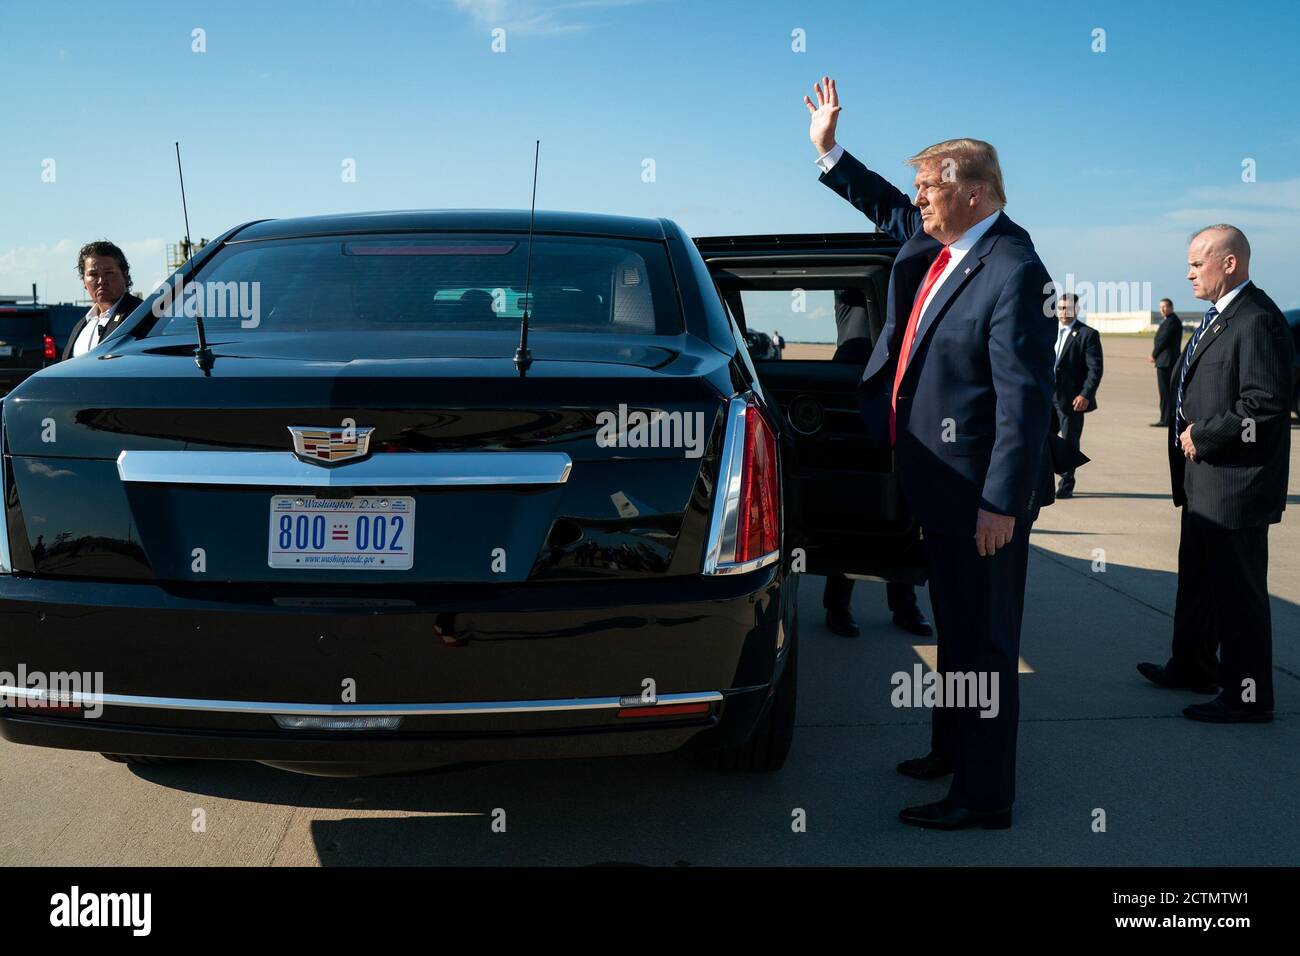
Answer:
1186, 282, 1252, 373
63, 316, 90, 359
903, 214, 1005, 366
864, 235, 939, 379
102, 312, 126, 338
98, 294, 140, 343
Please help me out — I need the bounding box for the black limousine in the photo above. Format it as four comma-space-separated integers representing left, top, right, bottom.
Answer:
0, 211, 922, 776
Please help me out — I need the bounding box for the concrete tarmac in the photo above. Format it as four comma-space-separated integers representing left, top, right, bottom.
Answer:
2, 338, 1296, 865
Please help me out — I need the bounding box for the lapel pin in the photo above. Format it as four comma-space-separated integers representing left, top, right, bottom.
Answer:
964, 267, 971, 274
1213, 325, 1222, 333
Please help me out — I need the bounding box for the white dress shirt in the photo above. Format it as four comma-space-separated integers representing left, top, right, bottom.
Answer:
71, 295, 128, 358
1054, 318, 1078, 364
814, 144, 846, 173
815, 145, 1001, 319
1212, 280, 1249, 317
916, 210, 1001, 318
1185, 280, 1250, 364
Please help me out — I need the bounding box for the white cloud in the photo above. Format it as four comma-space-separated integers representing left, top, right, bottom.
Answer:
1181, 178, 1300, 210
1163, 177, 1300, 232
448, 0, 654, 36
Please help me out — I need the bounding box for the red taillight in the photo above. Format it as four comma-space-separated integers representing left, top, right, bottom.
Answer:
43, 334, 56, 360
735, 404, 779, 563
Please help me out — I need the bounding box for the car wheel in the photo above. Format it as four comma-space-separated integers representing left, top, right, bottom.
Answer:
100, 753, 188, 766
714, 621, 798, 773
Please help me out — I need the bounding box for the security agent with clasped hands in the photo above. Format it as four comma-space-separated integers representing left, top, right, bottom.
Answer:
1139, 224, 1292, 723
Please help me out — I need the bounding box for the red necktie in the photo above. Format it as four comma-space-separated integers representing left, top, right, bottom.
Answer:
890, 245, 952, 444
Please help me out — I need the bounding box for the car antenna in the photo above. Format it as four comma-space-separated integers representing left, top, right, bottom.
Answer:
175, 142, 214, 375
514, 139, 540, 378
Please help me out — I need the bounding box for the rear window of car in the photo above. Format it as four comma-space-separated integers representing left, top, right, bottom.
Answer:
145, 233, 682, 337
0, 313, 47, 338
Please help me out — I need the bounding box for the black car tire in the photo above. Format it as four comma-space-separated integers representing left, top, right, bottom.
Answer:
100, 753, 188, 767
712, 622, 798, 773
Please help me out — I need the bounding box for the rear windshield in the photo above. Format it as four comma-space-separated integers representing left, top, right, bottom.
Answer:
145, 233, 681, 337
0, 313, 47, 336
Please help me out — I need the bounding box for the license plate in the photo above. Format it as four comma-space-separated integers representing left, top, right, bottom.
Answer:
268, 495, 415, 570
0, 346, 12, 357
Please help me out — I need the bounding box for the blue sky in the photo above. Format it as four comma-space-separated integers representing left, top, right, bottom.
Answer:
3, 0, 1298, 334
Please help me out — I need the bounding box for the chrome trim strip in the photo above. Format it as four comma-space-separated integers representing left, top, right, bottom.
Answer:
706, 549, 781, 576
702, 397, 749, 574
116, 450, 573, 488
0, 403, 11, 574
0, 687, 723, 717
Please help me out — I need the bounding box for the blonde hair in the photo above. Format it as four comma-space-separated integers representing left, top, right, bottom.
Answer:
906, 138, 1007, 207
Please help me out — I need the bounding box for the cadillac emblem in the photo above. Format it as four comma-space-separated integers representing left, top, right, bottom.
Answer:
288, 425, 375, 465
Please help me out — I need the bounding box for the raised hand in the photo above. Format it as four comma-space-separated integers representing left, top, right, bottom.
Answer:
803, 75, 841, 155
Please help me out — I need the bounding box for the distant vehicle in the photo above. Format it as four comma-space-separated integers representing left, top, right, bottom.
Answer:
744, 329, 776, 361
0, 305, 59, 395
1285, 309, 1300, 416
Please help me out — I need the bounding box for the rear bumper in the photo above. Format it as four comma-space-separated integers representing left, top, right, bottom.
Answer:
0, 688, 769, 772
0, 568, 788, 768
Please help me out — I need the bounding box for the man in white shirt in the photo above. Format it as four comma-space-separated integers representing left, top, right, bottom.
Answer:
63, 241, 142, 360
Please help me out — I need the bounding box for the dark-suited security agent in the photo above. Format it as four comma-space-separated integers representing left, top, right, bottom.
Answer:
1139, 225, 1292, 723
807, 76, 1063, 830
1149, 297, 1184, 426
64, 240, 143, 359
1050, 293, 1102, 498
823, 286, 932, 639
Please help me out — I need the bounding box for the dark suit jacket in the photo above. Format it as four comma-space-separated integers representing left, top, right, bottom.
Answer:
832, 287, 873, 364
821, 149, 1057, 537
61, 293, 142, 361
1152, 312, 1183, 368
1168, 282, 1293, 528
1053, 321, 1103, 412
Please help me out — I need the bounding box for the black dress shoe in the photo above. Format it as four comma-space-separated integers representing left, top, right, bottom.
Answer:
1137, 661, 1219, 695
1055, 487, 1074, 499
896, 752, 954, 779
1183, 698, 1273, 723
892, 609, 933, 637
899, 800, 1012, 830
825, 608, 860, 638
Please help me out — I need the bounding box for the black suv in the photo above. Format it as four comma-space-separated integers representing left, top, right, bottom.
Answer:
0, 305, 60, 396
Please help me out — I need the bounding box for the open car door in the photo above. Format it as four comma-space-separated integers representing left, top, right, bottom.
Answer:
695, 232, 926, 585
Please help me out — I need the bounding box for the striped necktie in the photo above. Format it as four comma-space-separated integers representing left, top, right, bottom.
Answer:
1173, 306, 1217, 442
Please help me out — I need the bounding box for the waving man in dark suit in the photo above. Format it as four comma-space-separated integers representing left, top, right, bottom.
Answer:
1139, 225, 1293, 723
806, 77, 1057, 830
